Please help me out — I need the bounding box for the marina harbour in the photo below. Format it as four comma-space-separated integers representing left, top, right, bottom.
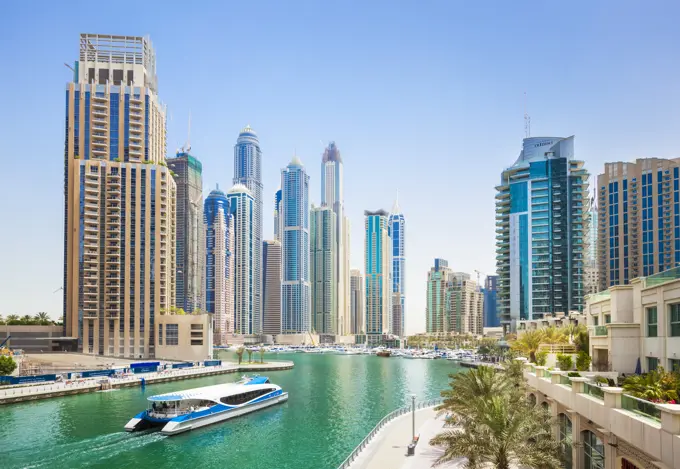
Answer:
0, 351, 461, 469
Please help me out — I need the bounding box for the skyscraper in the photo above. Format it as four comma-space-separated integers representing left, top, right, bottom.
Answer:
350, 269, 364, 334
446, 273, 484, 335
426, 259, 454, 333
389, 197, 405, 337
233, 125, 263, 334
204, 188, 233, 344
596, 158, 680, 291
496, 136, 590, 330
63, 34, 175, 357
310, 206, 337, 334
321, 142, 351, 335
227, 184, 255, 335
170, 150, 204, 313
364, 210, 392, 345
274, 188, 282, 242
262, 240, 282, 336
281, 157, 311, 334
584, 194, 600, 295
483, 275, 500, 327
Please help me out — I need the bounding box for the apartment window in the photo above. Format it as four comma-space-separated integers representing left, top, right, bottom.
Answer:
593, 317, 599, 326
191, 324, 203, 330
191, 339, 203, 346
669, 359, 680, 372
647, 307, 658, 337
166, 324, 179, 346
158, 324, 163, 345
582, 430, 604, 469
604, 314, 611, 324
647, 357, 659, 372
671, 304, 680, 337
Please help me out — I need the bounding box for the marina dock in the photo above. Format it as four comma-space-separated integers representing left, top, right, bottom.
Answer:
0, 361, 293, 405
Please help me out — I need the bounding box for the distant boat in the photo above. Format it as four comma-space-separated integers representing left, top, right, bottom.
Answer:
377, 350, 391, 357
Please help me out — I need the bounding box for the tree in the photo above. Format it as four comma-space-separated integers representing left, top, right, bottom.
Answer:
35, 312, 51, 325
0, 356, 17, 375
432, 366, 561, 469
622, 368, 679, 402
21, 315, 35, 325
556, 353, 573, 371
247, 349, 253, 363
235, 346, 245, 365
541, 327, 567, 345
259, 346, 265, 364
575, 351, 591, 371
510, 329, 543, 363
0, 315, 4, 325
6, 314, 19, 325
535, 351, 548, 367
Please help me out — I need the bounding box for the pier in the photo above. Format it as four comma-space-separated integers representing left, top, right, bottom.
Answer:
0, 361, 293, 405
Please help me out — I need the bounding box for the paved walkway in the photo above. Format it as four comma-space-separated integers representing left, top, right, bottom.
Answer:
348, 407, 466, 469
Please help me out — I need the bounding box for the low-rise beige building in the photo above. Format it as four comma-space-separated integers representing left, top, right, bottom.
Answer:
586, 267, 680, 373
155, 314, 212, 362
516, 311, 588, 334
524, 362, 680, 469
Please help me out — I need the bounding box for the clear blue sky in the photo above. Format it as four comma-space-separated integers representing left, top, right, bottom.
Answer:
1, 1, 679, 333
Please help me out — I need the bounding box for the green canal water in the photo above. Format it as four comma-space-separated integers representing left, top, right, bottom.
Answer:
1, 352, 462, 469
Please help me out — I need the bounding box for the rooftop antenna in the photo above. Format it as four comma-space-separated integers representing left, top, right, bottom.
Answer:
524, 91, 531, 139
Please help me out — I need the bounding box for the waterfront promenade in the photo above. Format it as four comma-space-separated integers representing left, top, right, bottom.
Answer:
0, 361, 293, 405
346, 407, 465, 469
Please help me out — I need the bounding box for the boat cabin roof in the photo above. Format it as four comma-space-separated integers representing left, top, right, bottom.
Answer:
147, 377, 274, 403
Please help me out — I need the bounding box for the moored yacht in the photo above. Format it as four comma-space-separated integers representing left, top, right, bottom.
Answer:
124, 376, 288, 435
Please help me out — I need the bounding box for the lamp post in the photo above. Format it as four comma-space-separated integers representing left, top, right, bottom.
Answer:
410, 393, 416, 442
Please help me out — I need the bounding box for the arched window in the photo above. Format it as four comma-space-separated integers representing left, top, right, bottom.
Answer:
541, 401, 549, 410
528, 393, 537, 406
582, 430, 604, 469
559, 413, 572, 469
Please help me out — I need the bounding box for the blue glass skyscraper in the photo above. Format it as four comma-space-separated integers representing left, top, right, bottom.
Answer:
365, 210, 391, 345
496, 136, 589, 330
227, 184, 255, 335
483, 275, 499, 327
281, 157, 311, 334
389, 198, 405, 337
204, 188, 233, 341
233, 125, 263, 333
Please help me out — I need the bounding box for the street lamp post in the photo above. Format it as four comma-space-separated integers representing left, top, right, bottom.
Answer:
410, 393, 416, 442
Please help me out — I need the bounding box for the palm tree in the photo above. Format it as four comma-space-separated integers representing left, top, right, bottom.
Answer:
437, 366, 513, 422
259, 346, 265, 364
622, 368, 679, 402
35, 312, 51, 325
0, 315, 5, 325
246, 349, 253, 363
6, 314, 19, 325
431, 396, 561, 469
235, 346, 245, 365
541, 326, 567, 345
21, 315, 35, 325
510, 329, 543, 362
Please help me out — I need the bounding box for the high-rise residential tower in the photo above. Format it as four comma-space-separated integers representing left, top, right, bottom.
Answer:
321, 142, 351, 335
170, 150, 204, 313
262, 240, 282, 336
495, 136, 589, 330
597, 158, 680, 291
446, 273, 484, 335
227, 184, 255, 335
584, 194, 600, 295
63, 34, 175, 357
389, 197, 405, 337
204, 188, 233, 344
233, 126, 263, 334
310, 205, 337, 334
274, 188, 282, 242
426, 258, 454, 333
364, 210, 392, 345
483, 275, 500, 327
350, 269, 364, 334
281, 157, 311, 334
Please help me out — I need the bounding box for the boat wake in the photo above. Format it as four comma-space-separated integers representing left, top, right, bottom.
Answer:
18, 431, 165, 468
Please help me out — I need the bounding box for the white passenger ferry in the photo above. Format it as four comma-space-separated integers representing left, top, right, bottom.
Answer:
124, 376, 287, 435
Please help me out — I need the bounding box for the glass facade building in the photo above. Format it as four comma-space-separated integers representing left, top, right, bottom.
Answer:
63, 34, 175, 357
483, 275, 500, 327
426, 258, 454, 333
233, 126, 263, 333
350, 269, 364, 334
364, 210, 392, 345
170, 151, 204, 313
281, 158, 311, 334
310, 206, 337, 334
204, 188, 233, 344
227, 185, 255, 335
262, 240, 282, 335
389, 199, 405, 337
495, 136, 589, 330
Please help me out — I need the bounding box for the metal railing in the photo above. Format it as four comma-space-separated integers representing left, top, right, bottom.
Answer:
593, 326, 608, 336
336, 398, 443, 469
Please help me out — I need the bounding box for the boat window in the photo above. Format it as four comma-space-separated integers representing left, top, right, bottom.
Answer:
220, 388, 276, 406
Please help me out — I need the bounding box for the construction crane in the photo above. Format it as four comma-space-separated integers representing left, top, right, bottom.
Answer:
474, 270, 483, 291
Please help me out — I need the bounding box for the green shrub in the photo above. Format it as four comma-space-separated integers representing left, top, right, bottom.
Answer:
593, 375, 609, 385
567, 372, 581, 378
0, 356, 17, 375
535, 351, 548, 366
556, 353, 573, 371
575, 351, 592, 371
